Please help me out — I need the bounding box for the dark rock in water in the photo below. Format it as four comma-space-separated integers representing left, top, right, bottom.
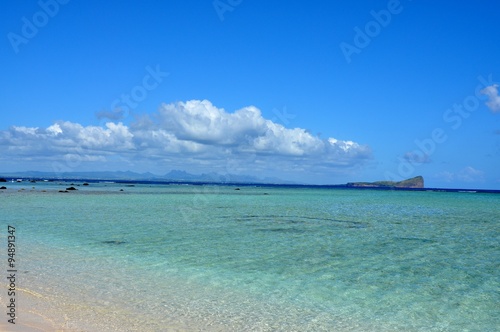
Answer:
119, 189, 124, 191
0, 178, 7, 182
83, 183, 89, 186
59, 190, 69, 193
234, 188, 240, 190
0, 186, 6, 190
66, 187, 78, 191
102, 240, 126, 245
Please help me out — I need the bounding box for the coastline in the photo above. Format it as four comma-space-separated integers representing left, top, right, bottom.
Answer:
1, 174, 500, 193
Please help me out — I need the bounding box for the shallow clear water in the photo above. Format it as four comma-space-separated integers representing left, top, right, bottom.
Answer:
1, 182, 499, 331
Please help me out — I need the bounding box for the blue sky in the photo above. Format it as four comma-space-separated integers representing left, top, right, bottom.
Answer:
1, 0, 499, 188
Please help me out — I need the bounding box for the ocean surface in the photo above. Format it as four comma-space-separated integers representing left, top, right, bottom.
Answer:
1, 181, 499, 331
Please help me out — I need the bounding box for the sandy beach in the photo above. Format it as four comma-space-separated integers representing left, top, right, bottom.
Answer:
0, 316, 57, 332
0, 294, 180, 332
0, 284, 207, 332
0, 287, 62, 332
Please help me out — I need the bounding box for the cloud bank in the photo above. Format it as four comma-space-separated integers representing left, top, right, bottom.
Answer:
0, 100, 371, 181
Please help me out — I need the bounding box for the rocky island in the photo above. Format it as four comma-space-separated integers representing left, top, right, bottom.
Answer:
346, 176, 424, 189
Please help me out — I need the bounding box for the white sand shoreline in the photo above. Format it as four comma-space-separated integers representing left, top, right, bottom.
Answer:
0, 285, 212, 332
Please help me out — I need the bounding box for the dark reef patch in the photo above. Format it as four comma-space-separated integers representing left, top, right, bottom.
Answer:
398, 237, 435, 244
101, 240, 127, 245
256, 227, 306, 234
223, 214, 367, 230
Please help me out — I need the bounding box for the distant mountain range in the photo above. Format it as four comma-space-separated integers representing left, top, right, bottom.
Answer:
0, 170, 296, 185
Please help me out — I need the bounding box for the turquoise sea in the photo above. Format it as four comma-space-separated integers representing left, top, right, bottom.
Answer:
1, 182, 499, 331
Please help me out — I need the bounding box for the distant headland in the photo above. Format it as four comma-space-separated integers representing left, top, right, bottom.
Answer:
346, 176, 424, 189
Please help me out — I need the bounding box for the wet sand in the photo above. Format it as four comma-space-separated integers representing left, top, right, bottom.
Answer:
0, 286, 200, 332
1, 287, 70, 332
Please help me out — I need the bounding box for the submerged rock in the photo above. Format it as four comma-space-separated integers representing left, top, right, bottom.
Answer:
0, 186, 6, 190
66, 187, 78, 191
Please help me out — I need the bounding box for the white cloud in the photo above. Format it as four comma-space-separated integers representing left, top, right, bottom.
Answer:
152, 100, 369, 159
435, 171, 455, 183
0, 100, 371, 180
480, 84, 500, 113
157, 100, 267, 145
2, 121, 134, 156
435, 166, 485, 183
47, 123, 63, 136
457, 166, 485, 182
